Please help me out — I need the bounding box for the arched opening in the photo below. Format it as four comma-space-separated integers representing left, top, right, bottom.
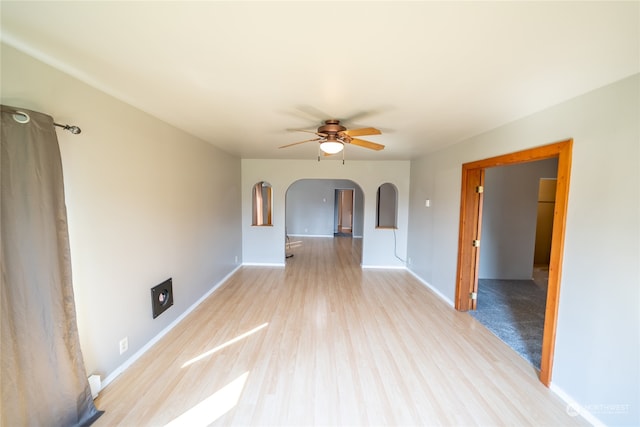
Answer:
376, 182, 398, 229
284, 179, 364, 263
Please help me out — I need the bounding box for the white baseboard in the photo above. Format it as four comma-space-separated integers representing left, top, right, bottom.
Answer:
242, 262, 285, 267
101, 265, 242, 390
287, 234, 364, 238
362, 265, 406, 269
405, 268, 455, 307
550, 383, 606, 426
287, 234, 333, 238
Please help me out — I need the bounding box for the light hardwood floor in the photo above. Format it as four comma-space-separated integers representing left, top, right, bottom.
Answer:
94, 237, 586, 426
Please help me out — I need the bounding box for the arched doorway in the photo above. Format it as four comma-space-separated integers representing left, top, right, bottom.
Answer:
285, 179, 364, 262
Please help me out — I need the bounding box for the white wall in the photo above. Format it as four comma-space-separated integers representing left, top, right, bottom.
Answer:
242, 159, 410, 267
408, 74, 639, 426
1, 44, 242, 379
479, 158, 558, 280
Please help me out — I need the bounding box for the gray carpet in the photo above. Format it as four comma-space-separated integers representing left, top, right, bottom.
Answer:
469, 279, 546, 369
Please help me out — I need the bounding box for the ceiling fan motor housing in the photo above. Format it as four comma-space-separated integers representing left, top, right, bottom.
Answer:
318, 119, 347, 136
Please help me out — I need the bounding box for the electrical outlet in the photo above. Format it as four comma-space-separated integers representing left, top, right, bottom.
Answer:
235, 255, 238, 263
119, 337, 128, 355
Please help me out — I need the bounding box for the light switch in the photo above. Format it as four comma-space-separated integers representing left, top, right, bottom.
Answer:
425, 199, 431, 207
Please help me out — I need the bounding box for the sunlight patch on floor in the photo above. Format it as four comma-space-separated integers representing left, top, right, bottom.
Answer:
181, 323, 268, 368
164, 371, 249, 427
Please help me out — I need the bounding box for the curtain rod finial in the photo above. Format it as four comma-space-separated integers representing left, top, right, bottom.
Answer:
54, 123, 81, 134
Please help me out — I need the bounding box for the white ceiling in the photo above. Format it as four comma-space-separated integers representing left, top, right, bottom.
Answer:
2, 1, 638, 160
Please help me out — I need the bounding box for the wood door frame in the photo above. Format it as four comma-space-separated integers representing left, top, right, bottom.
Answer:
336, 188, 355, 234
454, 139, 573, 386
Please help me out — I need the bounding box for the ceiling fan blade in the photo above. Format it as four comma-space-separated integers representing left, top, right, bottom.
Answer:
349, 138, 385, 151
287, 128, 317, 134
278, 138, 321, 149
295, 105, 333, 122
286, 129, 329, 138
342, 127, 382, 137
341, 110, 381, 124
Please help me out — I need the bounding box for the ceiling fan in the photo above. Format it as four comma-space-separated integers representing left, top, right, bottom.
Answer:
279, 119, 385, 156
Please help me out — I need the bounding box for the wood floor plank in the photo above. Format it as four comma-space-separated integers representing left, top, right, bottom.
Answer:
94, 237, 587, 426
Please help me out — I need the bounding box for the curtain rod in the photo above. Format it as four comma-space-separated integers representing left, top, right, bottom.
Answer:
53, 122, 82, 134
1, 107, 82, 135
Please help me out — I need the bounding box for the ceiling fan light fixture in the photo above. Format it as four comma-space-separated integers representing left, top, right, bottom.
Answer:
320, 140, 344, 154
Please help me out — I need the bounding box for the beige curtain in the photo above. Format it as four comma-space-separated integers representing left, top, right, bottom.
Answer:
1, 105, 102, 426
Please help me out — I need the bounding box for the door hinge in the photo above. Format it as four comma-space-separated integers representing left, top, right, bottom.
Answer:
470, 292, 478, 300
472, 239, 480, 247
475, 185, 484, 194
